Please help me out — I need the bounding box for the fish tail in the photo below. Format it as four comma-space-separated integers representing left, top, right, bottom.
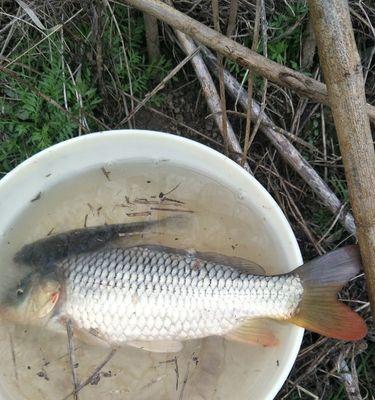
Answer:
288, 245, 367, 340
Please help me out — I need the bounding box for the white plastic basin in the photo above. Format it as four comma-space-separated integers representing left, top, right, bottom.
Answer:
0, 130, 303, 400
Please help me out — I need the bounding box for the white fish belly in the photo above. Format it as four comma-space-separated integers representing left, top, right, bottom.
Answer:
59, 247, 303, 343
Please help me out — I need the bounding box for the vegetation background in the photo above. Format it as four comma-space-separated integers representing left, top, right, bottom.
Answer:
0, 0, 374, 398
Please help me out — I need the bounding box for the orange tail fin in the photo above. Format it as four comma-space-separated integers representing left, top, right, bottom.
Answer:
289, 245, 367, 341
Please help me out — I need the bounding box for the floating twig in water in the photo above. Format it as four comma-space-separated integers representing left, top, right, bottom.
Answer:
178, 360, 191, 400
101, 167, 111, 181
174, 356, 179, 391
66, 319, 79, 400
150, 207, 194, 214
162, 197, 185, 205
30, 192, 41, 202
126, 211, 152, 217
134, 198, 160, 205
159, 183, 181, 199
9, 333, 18, 384
60, 348, 117, 400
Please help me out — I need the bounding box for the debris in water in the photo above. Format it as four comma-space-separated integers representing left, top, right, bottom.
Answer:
30, 192, 41, 202
36, 370, 49, 381
9, 333, 18, 383
174, 356, 179, 391
101, 167, 111, 181
90, 373, 100, 385
150, 207, 194, 213
159, 183, 181, 199
126, 211, 152, 217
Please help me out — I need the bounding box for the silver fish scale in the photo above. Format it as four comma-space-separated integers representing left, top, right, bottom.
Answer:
58, 246, 303, 344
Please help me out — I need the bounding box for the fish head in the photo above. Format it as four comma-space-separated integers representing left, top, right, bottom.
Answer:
0, 273, 61, 324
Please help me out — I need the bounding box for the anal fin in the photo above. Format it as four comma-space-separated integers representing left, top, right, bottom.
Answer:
127, 340, 183, 353
225, 319, 278, 347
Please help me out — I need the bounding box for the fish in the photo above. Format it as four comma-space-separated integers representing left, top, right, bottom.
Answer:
0, 272, 60, 325
1, 220, 367, 352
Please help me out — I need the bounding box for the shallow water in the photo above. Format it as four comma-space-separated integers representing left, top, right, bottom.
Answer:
0, 161, 295, 400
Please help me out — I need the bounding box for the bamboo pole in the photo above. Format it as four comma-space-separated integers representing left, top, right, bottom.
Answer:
309, 0, 375, 317
118, 0, 375, 123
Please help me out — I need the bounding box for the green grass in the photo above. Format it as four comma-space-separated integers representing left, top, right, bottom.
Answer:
268, 2, 308, 69
0, 6, 171, 175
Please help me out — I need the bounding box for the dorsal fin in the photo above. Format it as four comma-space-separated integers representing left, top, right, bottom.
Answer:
13, 217, 180, 267
134, 245, 265, 275
196, 251, 265, 275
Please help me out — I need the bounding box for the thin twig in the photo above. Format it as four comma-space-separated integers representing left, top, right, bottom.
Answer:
241, 0, 260, 165
118, 45, 201, 125
9, 333, 19, 385
103, 0, 135, 125
60, 348, 117, 400
117, 0, 375, 123
175, 33, 250, 171
269, 155, 325, 255
202, 47, 356, 235
66, 320, 79, 400
317, 204, 345, 246
4, 9, 83, 68
247, 0, 268, 150
121, 91, 224, 147
320, 104, 328, 181
336, 344, 363, 400
178, 360, 191, 400
212, 0, 229, 154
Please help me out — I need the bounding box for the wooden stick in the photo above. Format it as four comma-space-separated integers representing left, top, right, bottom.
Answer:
118, 0, 375, 123
211, 0, 229, 155
202, 48, 356, 235
308, 0, 375, 317
144, 14, 160, 60
175, 31, 251, 172
241, 0, 260, 165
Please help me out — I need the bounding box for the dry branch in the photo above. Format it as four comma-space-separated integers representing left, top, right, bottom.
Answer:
144, 14, 160, 60
202, 48, 356, 235
118, 0, 375, 123
309, 0, 375, 317
175, 31, 251, 171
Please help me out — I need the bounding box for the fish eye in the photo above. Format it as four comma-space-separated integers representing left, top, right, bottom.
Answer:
16, 288, 24, 296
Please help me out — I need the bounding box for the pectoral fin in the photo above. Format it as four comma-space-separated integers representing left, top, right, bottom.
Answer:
225, 319, 278, 347
127, 340, 183, 353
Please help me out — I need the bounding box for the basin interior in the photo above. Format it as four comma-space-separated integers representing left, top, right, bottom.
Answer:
0, 132, 302, 400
